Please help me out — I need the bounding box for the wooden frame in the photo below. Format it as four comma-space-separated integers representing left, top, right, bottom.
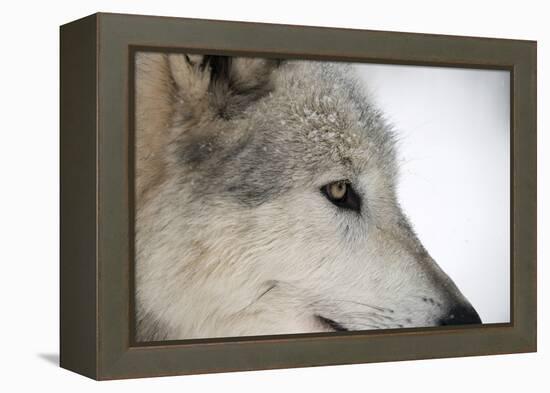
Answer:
60, 12, 537, 380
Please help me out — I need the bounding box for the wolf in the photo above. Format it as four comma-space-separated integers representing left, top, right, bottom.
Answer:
135, 52, 481, 341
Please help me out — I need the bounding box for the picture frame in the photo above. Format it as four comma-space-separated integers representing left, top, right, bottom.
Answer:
60, 12, 537, 380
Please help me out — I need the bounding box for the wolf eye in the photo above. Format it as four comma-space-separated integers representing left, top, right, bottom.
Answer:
328, 181, 347, 200
321, 180, 361, 212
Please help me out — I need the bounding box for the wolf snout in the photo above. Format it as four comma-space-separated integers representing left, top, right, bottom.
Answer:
438, 304, 481, 326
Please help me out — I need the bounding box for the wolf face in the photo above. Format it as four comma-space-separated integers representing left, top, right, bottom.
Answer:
135, 53, 481, 341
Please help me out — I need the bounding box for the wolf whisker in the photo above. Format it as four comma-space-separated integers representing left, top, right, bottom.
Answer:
310, 299, 392, 313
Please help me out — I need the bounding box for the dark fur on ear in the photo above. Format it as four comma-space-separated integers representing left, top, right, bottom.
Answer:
169, 54, 282, 120
200, 55, 232, 83
205, 55, 282, 119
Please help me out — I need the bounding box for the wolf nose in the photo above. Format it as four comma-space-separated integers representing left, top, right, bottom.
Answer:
438, 305, 481, 326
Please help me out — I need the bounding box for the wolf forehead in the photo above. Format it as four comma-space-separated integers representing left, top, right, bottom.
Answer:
170, 57, 397, 205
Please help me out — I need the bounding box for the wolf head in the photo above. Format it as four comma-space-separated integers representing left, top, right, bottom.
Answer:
135, 53, 481, 341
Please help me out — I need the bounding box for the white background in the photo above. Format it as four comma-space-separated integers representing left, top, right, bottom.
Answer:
358, 65, 510, 323
0, 0, 545, 392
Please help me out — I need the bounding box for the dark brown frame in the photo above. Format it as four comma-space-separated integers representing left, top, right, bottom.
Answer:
60, 12, 537, 380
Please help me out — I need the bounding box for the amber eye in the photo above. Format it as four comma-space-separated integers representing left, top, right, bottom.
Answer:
321, 180, 361, 213
327, 181, 347, 200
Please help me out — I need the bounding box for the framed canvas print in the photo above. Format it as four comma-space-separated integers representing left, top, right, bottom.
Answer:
60, 12, 537, 380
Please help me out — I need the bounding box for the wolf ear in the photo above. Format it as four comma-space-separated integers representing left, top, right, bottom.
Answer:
168, 54, 280, 120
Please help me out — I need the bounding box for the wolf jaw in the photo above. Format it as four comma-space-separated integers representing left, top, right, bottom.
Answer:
135, 53, 481, 341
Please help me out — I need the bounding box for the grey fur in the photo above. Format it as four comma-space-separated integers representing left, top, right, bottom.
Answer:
173, 59, 396, 207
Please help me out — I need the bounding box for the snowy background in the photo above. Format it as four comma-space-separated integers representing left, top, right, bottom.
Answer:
356, 64, 510, 324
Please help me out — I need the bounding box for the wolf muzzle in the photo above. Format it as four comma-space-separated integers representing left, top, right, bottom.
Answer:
438, 304, 481, 325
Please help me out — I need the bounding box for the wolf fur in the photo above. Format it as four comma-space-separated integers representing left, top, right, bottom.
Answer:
135, 53, 481, 341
